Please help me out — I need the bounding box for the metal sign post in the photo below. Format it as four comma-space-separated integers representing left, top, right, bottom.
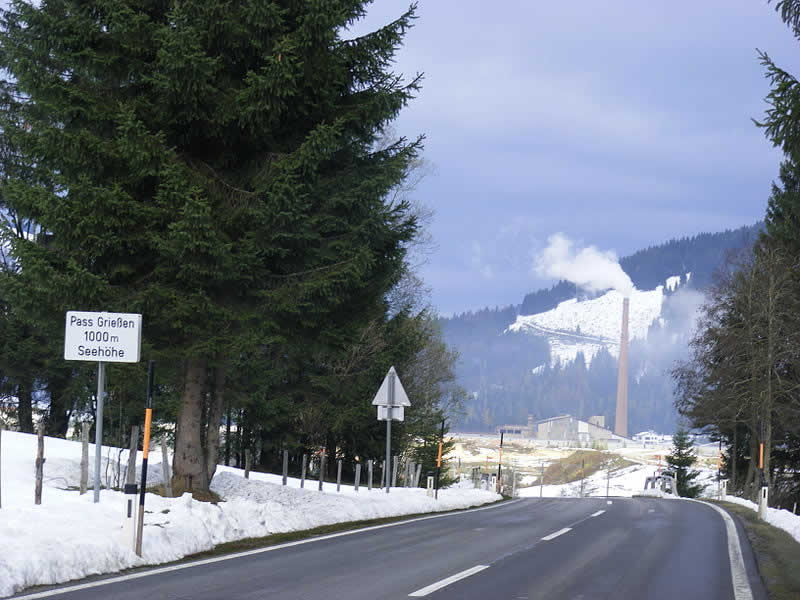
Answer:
94, 361, 105, 503
64, 311, 142, 504
372, 366, 411, 495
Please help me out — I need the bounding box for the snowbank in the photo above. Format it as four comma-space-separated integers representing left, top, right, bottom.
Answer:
722, 495, 800, 545
0, 431, 499, 598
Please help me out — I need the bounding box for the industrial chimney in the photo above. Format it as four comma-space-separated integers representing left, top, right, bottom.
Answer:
614, 297, 630, 438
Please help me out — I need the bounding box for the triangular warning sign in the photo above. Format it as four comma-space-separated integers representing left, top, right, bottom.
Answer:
371, 366, 411, 406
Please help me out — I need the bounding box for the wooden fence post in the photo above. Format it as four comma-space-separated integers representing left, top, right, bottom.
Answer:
161, 437, 172, 497
80, 423, 89, 494
35, 423, 45, 505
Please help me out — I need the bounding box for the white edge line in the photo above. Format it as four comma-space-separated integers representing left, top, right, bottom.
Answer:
686, 499, 754, 600
541, 527, 572, 541
408, 565, 489, 597
12, 499, 523, 599
590, 510, 605, 517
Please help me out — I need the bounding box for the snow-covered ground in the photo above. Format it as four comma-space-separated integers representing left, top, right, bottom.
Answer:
0, 431, 500, 598
516, 464, 657, 498
723, 495, 800, 545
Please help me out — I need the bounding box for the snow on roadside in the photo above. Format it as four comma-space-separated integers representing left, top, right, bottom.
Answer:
721, 495, 800, 545
0, 430, 500, 598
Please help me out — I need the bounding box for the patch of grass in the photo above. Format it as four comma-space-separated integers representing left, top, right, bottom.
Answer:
542, 450, 633, 485
717, 501, 800, 600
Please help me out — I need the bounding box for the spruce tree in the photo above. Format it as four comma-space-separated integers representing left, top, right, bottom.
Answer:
666, 429, 703, 498
0, 1, 422, 491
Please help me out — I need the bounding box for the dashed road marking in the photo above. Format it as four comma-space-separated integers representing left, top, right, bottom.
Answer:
541, 527, 572, 541
408, 565, 490, 597
590, 510, 605, 517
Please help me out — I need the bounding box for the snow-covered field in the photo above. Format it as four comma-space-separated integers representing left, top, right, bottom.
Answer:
0, 431, 500, 598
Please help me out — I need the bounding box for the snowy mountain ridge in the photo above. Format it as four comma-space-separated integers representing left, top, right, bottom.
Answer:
507, 273, 691, 367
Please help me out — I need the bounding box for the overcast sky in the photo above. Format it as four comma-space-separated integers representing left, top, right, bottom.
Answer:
352, 1, 799, 315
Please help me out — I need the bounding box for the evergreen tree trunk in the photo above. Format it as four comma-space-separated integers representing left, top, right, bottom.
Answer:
731, 426, 738, 491
224, 398, 231, 466
45, 375, 72, 438
205, 365, 226, 484
172, 359, 209, 493
17, 381, 33, 433
745, 431, 758, 499
325, 432, 337, 480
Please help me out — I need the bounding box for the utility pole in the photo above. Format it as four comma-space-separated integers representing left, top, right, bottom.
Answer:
435, 419, 445, 500
496, 431, 504, 494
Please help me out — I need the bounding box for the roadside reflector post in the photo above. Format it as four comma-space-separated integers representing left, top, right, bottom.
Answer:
354, 462, 361, 492
135, 360, 155, 558
427, 474, 434, 497
123, 481, 138, 550
758, 485, 769, 520
300, 454, 307, 488
282, 449, 288, 486
367, 459, 373, 491
336, 459, 342, 492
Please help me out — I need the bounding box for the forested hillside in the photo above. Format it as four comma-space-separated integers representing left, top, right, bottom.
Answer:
441, 223, 761, 433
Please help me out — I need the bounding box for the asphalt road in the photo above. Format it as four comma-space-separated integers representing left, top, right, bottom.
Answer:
16, 497, 764, 600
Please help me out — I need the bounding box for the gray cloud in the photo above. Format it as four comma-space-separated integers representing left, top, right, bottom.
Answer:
350, 1, 799, 314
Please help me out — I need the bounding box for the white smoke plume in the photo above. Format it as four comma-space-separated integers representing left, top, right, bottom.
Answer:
535, 233, 635, 296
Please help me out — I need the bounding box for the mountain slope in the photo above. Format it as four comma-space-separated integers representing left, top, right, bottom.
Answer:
441, 223, 760, 433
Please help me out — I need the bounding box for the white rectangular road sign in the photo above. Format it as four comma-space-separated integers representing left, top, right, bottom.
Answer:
64, 311, 142, 363
378, 406, 404, 422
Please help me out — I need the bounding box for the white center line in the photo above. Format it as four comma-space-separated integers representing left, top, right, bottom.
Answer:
607, 500, 613, 505
648, 509, 655, 513
590, 510, 605, 517
541, 527, 572, 541
409, 565, 490, 597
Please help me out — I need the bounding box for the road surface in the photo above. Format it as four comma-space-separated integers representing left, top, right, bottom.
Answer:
15, 497, 764, 600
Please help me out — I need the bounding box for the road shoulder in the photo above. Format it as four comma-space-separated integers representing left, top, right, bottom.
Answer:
715, 501, 800, 600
